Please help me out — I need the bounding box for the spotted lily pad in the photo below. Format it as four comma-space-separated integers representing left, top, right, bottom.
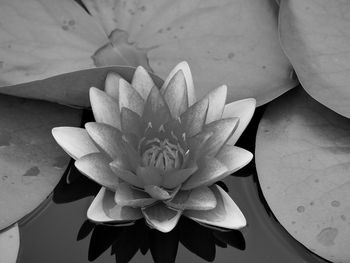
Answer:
85, 0, 297, 105
0, 0, 107, 87
0, 0, 296, 106
0, 224, 19, 263
256, 88, 350, 263
279, 0, 350, 118
0, 94, 81, 230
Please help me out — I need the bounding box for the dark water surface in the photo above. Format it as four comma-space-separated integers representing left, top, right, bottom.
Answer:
17, 107, 330, 263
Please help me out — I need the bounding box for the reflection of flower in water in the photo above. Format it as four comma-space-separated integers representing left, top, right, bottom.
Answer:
52, 62, 255, 233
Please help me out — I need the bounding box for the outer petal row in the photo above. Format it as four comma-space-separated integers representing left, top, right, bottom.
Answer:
184, 185, 246, 230
52, 127, 98, 160
88, 185, 246, 232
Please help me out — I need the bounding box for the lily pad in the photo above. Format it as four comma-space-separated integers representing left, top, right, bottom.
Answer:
279, 0, 350, 118
0, 224, 19, 263
84, 0, 296, 105
0, 0, 296, 106
256, 88, 350, 263
0, 94, 81, 230
0, 66, 163, 108
0, 0, 107, 87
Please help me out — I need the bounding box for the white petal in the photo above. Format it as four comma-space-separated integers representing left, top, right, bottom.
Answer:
205, 85, 227, 124
104, 72, 121, 100
163, 70, 188, 118
144, 185, 171, 200
85, 122, 125, 160
216, 145, 253, 172
52, 127, 98, 160
166, 187, 217, 211
180, 98, 209, 137
136, 166, 162, 186
75, 153, 119, 190
90, 87, 121, 129
87, 187, 143, 223
114, 183, 156, 207
131, 66, 155, 100
119, 78, 144, 116
184, 185, 246, 229
142, 203, 182, 233
161, 61, 196, 106
162, 167, 197, 189
201, 117, 239, 157
110, 160, 143, 188
222, 98, 256, 145
181, 157, 228, 190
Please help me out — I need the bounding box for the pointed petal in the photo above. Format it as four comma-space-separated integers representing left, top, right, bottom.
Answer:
185, 130, 213, 166
88, 187, 142, 223
185, 185, 246, 230
136, 166, 162, 186
142, 86, 171, 128
205, 85, 227, 124
181, 157, 228, 190
85, 122, 125, 160
162, 166, 198, 189
142, 203, 182, 233
120, 107, 142, 138
167, 186, 217, 211
161, 61, 196, 106
222, 98, 256, 145
114, 183, 156, 207
216, 145, 253, 172
201, 117, 239, 157
119, 79, 144, 116
105, 72, 121, 100
110, 160, 143, 188
52, 127, 98, 160
163, 70, 188, 118
131, 66, 155, 100
144, 185, 171, 200
90, 87, 121, 129
75, 153, 119, 190
181, 98, 209, 137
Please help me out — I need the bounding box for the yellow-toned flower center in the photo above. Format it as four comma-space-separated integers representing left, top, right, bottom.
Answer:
141, 138, 185, 171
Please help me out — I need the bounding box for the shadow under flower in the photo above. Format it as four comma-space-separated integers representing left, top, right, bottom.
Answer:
80, 216, 245, 263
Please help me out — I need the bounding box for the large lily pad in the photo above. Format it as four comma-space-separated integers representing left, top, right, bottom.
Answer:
256, 88, 350, 263
0, 94, 81, 230
85, 0, 296, 105
279, 0, 350, 118
0, 0, 107, 86
0, 224, 19, 263
0, 0, 296, 106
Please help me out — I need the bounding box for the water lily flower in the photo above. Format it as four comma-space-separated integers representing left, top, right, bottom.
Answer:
52, 62, 255, 233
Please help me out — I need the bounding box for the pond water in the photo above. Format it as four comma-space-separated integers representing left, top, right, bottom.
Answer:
16, 108, 330, 263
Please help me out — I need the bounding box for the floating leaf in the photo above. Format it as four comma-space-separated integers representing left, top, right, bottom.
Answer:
0, 0, 108, 87
279, 0, 350, 117
82, 0, 296, 105
256, 88, 350, 263
0, 94, 81, 230
0, 224, 19, 263
0, 66, 163, 108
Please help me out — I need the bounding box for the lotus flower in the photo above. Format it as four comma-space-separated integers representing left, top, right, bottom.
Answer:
52, 62, 255, 233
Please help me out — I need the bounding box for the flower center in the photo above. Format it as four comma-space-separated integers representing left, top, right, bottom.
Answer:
141, 138, 185, 171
